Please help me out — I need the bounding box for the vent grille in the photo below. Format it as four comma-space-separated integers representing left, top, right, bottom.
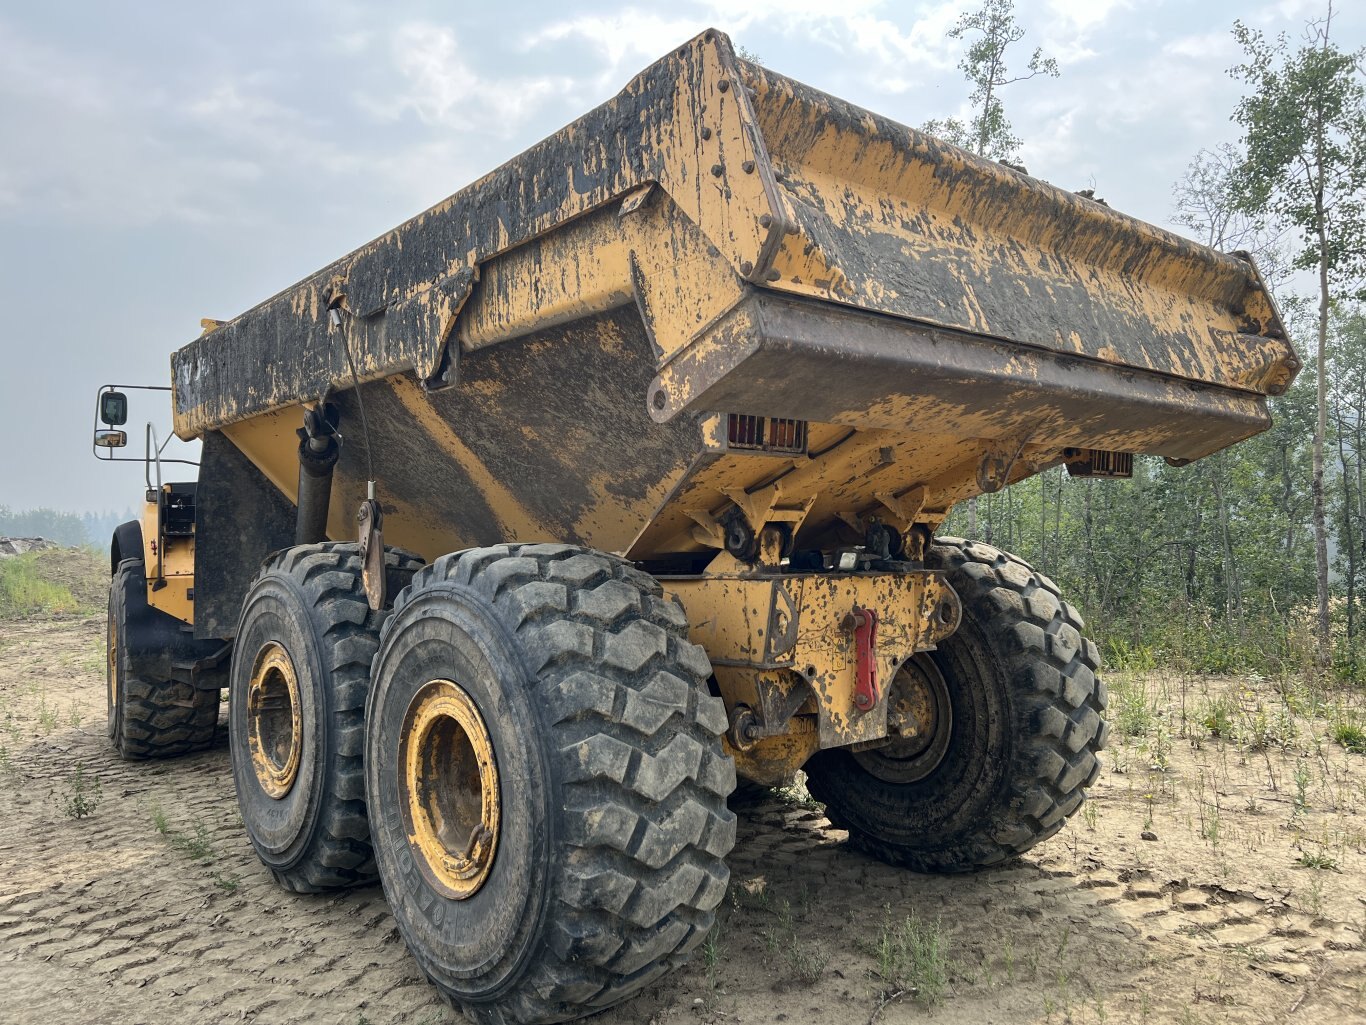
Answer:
726, 414, 808, 455
1064, 448, 1134, 479
728, 413, 765, 449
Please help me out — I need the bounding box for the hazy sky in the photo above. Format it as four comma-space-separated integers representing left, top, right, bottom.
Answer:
1, 0, 1360, 514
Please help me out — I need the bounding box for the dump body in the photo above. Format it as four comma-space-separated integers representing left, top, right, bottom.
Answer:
168, 29, 1295, 628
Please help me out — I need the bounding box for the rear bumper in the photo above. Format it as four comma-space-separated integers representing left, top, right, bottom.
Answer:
651, 291, 1271, 464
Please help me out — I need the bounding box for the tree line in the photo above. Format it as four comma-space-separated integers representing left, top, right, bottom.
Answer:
932, 1, 1366, 676
0, 506, 130, 550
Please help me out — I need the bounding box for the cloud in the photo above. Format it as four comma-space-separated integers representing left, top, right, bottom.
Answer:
364, 21, 576, 135
1163, 30, 1236, 60
0, 19, 338, 227
1046, 0, 1130, 33
523, 9, 705, 77
524, 1, 966, 98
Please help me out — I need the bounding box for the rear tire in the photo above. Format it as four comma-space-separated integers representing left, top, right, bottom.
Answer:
367, 544, 735, 1024
229, 542, 422, 892
107, 560, 218, 760
806, 538, 1108, 872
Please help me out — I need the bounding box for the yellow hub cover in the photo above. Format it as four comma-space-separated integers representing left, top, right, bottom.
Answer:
246, 642, 303, 799
399, 679, 500, 900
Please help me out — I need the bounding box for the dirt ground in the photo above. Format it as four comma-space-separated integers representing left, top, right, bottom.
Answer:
2, 602, 1365, 1024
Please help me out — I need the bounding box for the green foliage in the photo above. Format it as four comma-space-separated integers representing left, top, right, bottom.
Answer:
166, 822, 215, 862
0, 506, 133, 549
1109, 679, 1156, 738
0, 553, 82, 619
212, 872, 240, 892
1229, 15, 1366, 291
1201, 695, 1235, 738
921, 0, 1057, 161
869, 907, 949, 1004
1296, 849, 1339, 870
1332, 716, 1366, 753
0, 506, 89, 547
60, 763, 103, 819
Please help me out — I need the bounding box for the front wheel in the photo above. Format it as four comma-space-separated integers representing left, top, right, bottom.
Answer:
367, 544, 735, 1025
107, 559, 218, 760
806, 538, 1108, 873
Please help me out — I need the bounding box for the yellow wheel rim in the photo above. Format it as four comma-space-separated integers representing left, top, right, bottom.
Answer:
247, 642, 303, 799
399, 679, 500, 900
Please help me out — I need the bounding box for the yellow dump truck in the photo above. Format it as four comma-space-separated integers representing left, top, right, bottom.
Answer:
92, 30, 1296, 1024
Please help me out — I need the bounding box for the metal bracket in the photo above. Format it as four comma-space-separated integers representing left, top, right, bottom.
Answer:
722, 479, 816, 538
619, 183, 655, 218
845, 607, 880, 712
975, 435, 1036, 494
358, 498, 385, 612
873, 484, 926, 533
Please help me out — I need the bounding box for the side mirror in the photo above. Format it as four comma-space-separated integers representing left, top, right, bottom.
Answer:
94, 429, 128, 449
100, 391, 128, 426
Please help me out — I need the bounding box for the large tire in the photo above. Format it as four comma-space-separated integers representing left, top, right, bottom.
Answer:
229, 542, 422, 893
806, 538, 1108, 873
107, 560, 218, 760
367, 544, 735, 1025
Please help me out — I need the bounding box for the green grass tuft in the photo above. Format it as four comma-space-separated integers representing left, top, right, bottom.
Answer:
0, 553, 82, 619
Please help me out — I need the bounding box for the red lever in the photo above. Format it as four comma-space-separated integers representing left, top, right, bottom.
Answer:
848, 607, 879, 712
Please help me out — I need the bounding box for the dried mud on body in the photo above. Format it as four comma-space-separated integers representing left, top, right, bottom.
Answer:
2, 599, 1366, 1024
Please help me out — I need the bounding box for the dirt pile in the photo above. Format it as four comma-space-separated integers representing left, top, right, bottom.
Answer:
0, 546, 105, 619
0, 537, 59, 558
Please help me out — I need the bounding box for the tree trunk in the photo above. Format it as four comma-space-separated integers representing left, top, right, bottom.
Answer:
1336, 408, 1355, 642
1211, 456, 1242, 621
1312, 228, 1331, 666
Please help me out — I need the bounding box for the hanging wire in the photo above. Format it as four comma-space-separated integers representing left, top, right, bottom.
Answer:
339, 320, 376, 490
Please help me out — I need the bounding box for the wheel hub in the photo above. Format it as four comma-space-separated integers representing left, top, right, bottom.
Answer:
399, 679, 500, 900
854, 656, 953, 784
246, 642, 303, 799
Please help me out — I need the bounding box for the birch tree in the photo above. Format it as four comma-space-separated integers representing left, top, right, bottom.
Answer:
1229, 4, 1366, 664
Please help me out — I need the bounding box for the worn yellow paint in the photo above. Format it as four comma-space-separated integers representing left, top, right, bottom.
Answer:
399, 679, 500, 900
221, 405, 310, 503
724, 717, 820, 787
141, 492, 195, 624
738, 60, 1296, 396
630, 421, 984, 560
387, 375, 552, 543
664, 568, 960, 756
246, 641, 303, 800
457, 195, 747, 368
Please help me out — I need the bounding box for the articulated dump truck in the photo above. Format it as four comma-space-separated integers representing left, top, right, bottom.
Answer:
94, 30, 1296, 1024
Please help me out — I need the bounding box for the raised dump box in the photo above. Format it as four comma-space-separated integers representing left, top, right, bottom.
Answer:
95, 29, 1295, 1025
